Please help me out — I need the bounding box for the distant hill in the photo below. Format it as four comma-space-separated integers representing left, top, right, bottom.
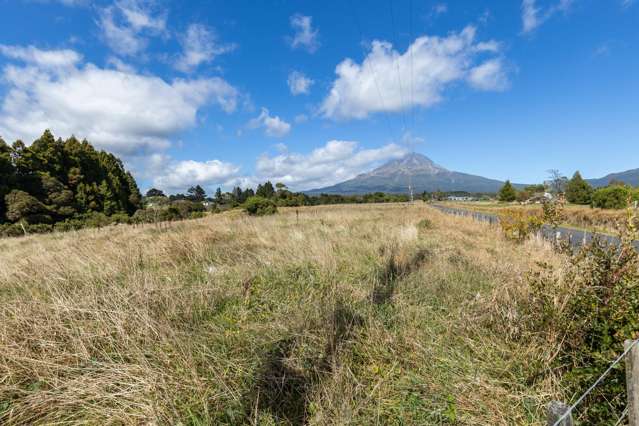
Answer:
307, 153, 517, 194
587, 169, 639, 188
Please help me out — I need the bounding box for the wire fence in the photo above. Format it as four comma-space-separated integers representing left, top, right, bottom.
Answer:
552, 339, 638, 425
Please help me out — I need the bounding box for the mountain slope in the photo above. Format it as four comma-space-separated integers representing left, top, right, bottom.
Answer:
308, 153, 511, 194
587, 169, 639, 188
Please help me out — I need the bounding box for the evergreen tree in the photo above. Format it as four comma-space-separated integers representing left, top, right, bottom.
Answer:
0, 138, 14, 221
256, 181, 275, 198
1, 130, 141, 226
215, 187, 223, 202
565, 171, 594, 205
187, 185, 206, 202
146, 188, 165, 198
498, 180, 517, 202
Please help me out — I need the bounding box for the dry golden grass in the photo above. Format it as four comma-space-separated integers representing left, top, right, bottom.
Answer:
0, 203, 562, 424
446, 201, 629, 235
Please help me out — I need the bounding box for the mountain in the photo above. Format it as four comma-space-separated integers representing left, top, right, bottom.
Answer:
587, 169, 639, 188
308, 153, 513, 194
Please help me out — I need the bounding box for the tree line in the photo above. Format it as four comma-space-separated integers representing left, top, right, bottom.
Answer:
1, 130, 141, 236
497, 171, 639, 208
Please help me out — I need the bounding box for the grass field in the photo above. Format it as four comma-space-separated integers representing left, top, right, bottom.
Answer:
0, 203, 564, 425
443, 201, 630, 235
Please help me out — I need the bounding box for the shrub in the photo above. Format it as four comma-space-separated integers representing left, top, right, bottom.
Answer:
592, 186, 634, 209
244, 196, 277, 216
542, 198, 566, 229
526, 208, 639, 423
499, 209, 543, 242
110, 213, 131, 224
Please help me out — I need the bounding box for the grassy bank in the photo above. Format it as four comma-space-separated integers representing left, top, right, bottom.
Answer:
0, 203, 561, 424
444, 201, 630, 235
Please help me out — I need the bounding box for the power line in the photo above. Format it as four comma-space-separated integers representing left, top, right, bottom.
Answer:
388, 0, 409, 134
348, 0, 397, 145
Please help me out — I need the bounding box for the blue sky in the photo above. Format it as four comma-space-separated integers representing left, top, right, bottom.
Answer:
0, 0, 637, 193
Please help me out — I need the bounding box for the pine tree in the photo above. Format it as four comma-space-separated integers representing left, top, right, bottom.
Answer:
498, 180, 517, 202
565, 171, 594, 205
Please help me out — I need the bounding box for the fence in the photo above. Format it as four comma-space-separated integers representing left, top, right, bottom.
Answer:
548, 339, 639, 426
430, 204, 639, 424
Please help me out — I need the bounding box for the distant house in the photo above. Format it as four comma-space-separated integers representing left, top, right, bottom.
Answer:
524, 192, 554, 204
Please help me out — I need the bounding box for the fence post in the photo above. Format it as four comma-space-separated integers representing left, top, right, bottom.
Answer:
547, 401, 573, 426
626, 340, 639, 426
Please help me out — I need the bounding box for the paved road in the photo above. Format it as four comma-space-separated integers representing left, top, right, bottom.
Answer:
431, 204, 639, 250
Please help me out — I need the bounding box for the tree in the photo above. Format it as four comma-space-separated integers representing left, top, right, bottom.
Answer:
0, 138, 15, 222
214, 187, 223, 202
187, 185, 206, 202
146, 188, 165, 198
565, 171, 593, 205
547, 169, 568, 194
256, 181, 275, 198
4, 190, 48, 223
498, 180, 517, 202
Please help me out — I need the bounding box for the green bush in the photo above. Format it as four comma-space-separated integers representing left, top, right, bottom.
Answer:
591, 186, 636, 209
526, 208, 639, 422
244, 196, 277, 216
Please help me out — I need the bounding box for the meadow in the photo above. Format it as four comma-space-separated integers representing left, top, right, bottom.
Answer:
0, 203, 567, 424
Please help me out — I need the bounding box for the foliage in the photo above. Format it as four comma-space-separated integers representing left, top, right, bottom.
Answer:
0, 130, 141, 230
592, 185, 638, 209
145, 188, 165, 197
565, 171, 594, 205
542, 197, 566, 229
498, 180, 517, 202
243, 196, 277, 216
526, 207, 639, 423
256, 181, 275, 198
499, 209, 544, 242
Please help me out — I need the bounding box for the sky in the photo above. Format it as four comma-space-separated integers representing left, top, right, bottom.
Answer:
0, 0, 637, 193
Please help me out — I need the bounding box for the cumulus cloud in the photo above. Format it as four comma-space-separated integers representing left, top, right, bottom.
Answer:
248, 108, 291, 137
521, 0, 574, 34
287, 70, 314, 95
288, 14, 319, 53
153, 158, 241, 192
254, 140, 407, 190
99, 0, 167, 56
174, 24, 236, 72
0, 45, 239, 156
320, 26, 508, 120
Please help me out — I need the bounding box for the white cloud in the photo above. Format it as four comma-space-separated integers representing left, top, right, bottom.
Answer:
320, 26, 508, 120
0, 45, 81, 68
521, 0, 574, 34
248, 108, 291, 137
0, 45, 239, 156
622, 0, 635, 8
99, 0, 167, 56
175, 24, 235, 73
287, 70, 314, 95
288, 14, 319, 53
468, 58, 509, 91
254, 140, 408, 190
106, 56, 136, 73
153, 159, 241, 192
